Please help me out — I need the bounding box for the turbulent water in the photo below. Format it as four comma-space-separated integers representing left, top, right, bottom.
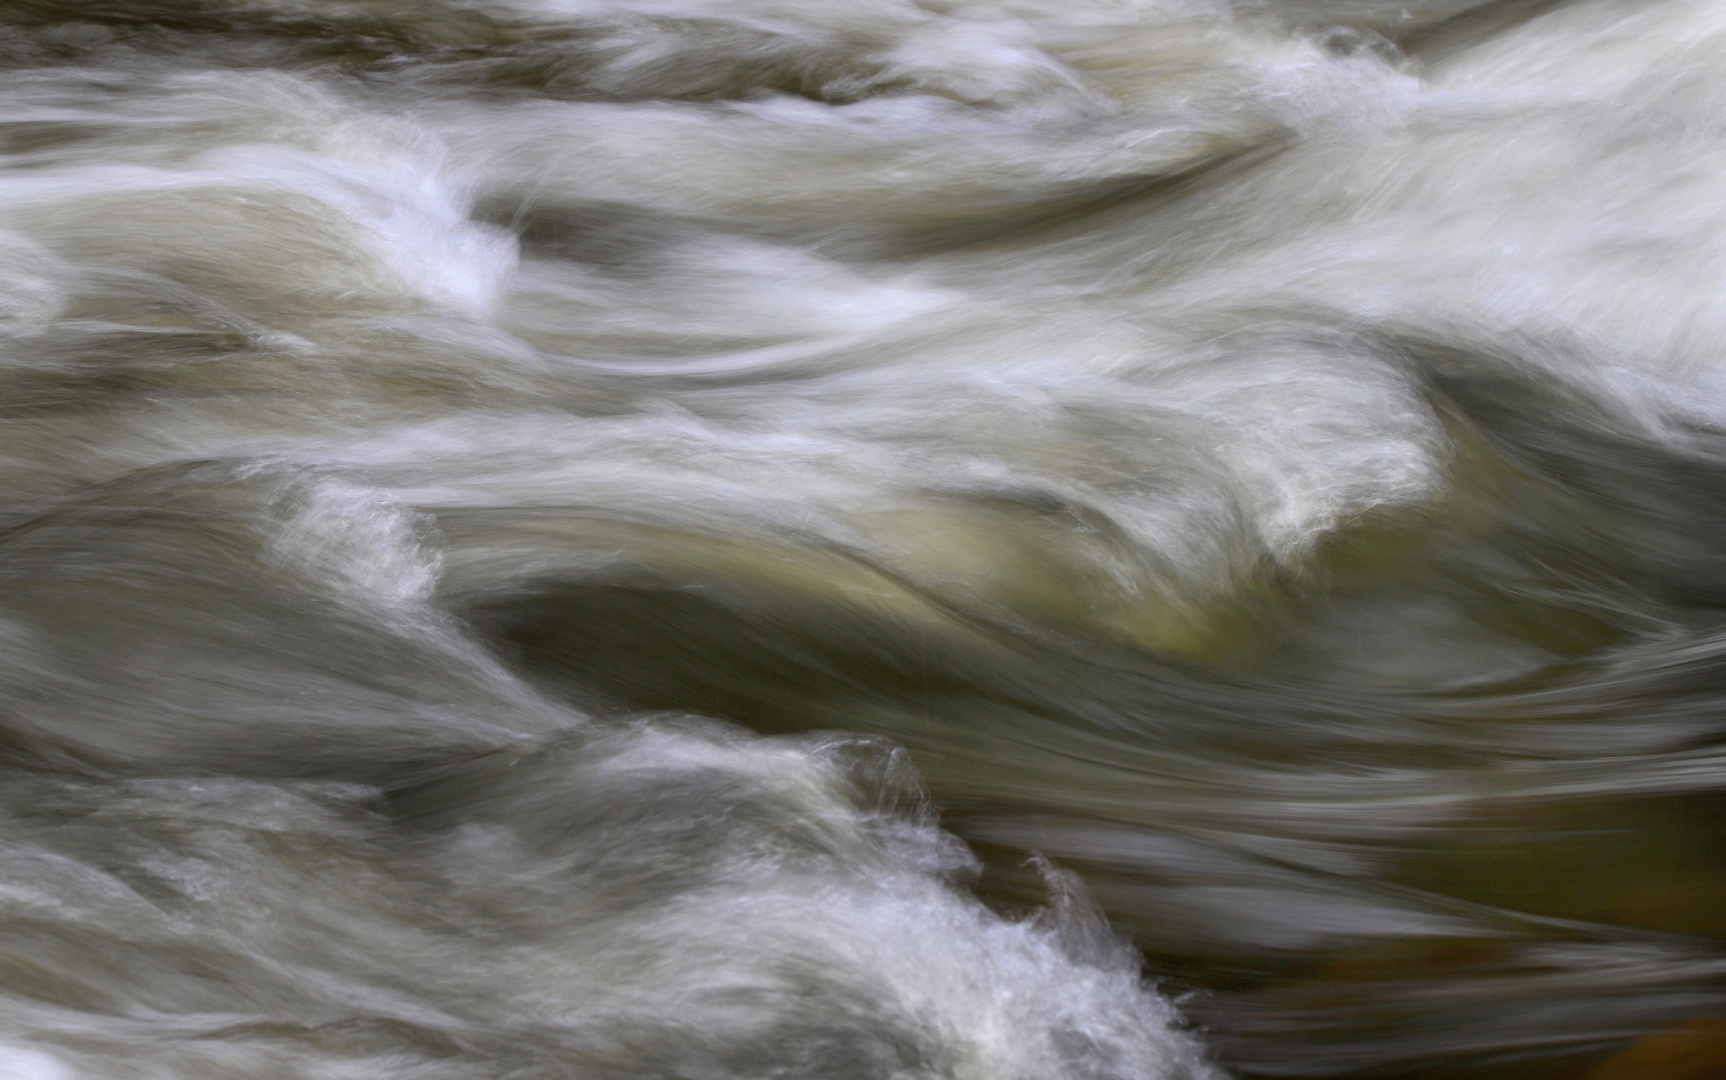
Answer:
7, 0, 1726, 1077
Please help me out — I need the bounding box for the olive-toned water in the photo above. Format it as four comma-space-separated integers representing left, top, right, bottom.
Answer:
0, 1, 1721, 1077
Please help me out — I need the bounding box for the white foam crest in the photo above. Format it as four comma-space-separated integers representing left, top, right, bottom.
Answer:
256, 474, 443, 612
0, 725, 1222, 1080
1126, 337, 1445, 556
195, 143, 515, 319
0, 1046, 72, 1080
275, 303, 1441, 636
0, 231, 69, 325
0, 71, 514, 322
1048, 1, 1726, 440
429, 723, 1227, 1080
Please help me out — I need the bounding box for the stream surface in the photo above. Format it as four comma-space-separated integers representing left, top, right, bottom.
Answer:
0, 1, 1723, 1077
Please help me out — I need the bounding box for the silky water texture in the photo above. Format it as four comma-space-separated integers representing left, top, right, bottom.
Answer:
0, 2, 1722, 1079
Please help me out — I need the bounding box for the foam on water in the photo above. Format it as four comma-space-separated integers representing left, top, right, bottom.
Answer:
5, 1, 1726, 1078
0, 725, 1223, 1079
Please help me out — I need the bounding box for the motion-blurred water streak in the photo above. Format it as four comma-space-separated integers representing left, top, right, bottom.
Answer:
0, 1, 1722, 1077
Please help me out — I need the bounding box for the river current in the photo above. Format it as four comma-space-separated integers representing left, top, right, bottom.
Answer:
0, 1, 1723, 1077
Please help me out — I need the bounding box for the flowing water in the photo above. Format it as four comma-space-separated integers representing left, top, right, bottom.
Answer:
2, 0, 1726, 1077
